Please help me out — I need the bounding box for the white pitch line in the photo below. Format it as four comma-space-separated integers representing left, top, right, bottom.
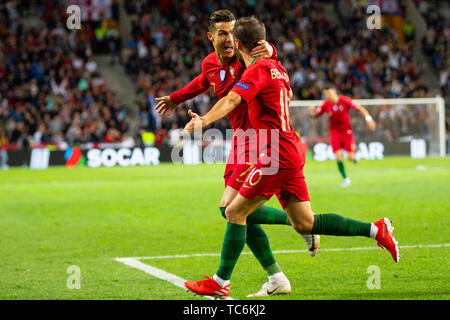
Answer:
115, 257, 234, 300
118, 243, 450, 261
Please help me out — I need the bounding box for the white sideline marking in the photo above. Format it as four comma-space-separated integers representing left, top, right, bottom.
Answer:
118, 243, 450, 261
416, 165, 447, 171
115, 257, 234, 300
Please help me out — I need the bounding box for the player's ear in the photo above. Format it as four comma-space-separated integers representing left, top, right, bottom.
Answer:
207, 32, 213, 41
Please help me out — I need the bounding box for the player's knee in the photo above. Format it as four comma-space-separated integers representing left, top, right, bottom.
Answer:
224, 206, 237, 220
219, 198, 231, 207
292, 218, 314, 234
224, 206, 245, 224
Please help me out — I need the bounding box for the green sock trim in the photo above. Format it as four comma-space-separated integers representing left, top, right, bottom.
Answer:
312, 213, 371, 237
247, 205, 290, 225
337, 161, 347, 179
265, 263, 282, 276
220, 206, 226, 219
216, 222, 247, 280
246, 224, 279, 276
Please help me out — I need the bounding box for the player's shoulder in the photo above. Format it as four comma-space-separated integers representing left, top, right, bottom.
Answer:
339, 95, 353, 103
255, 57, 276, 67
202, 52, 219, 71
246, 58, 277, 75
321, 99, 332, 108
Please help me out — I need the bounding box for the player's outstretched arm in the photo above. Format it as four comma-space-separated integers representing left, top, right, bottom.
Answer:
181, 92, 242, 135
355, 104, 376, 131
155, 73, 211, 117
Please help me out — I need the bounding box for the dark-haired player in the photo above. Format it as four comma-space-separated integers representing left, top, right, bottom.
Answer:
182, 16, 399, 298
309, 86, 376, 187
155, 10, 319, 297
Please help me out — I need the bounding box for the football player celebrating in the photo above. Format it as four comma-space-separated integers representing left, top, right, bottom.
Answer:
309, 85, 376, 187
182, 16, 399, 298
155, 10, 318, 297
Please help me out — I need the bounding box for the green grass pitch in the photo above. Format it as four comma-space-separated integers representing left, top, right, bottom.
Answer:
0, 157, 449, 300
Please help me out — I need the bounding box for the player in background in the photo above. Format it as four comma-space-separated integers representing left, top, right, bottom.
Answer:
155, 10, 318, 297
182, 16, 399, 298
309, 85, 376, 187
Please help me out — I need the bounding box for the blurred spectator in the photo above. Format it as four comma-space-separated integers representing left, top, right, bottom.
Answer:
419, 0, 449, 100
0, 0, 130, 150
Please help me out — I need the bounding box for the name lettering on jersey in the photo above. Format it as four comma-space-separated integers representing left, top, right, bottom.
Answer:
220, 70, 226, 82
270, 69, 289, 81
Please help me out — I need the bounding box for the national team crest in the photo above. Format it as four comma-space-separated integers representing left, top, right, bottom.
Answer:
333, 105, 338, 112
220, 69, 226, 82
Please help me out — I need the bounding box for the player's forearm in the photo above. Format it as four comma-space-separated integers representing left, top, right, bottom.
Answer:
269, 42, 278, 60
357, 105, 373, 121
170, 74, 210, 104
203, 92, 242, 127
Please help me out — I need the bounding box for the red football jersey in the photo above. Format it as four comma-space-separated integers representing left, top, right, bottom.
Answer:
315, 96, 357, 133
170, 44, 278, 144
170, 52, 248, 130
231, 58, 304, 169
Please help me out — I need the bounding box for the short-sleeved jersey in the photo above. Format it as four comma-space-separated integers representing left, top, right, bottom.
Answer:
231, 58, 304, 169
315, 95, 357, 132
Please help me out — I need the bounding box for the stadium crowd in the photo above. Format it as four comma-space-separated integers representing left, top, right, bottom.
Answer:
416, 0, 449, 101
122, 0, 443, 145
0, 0, 447, 158
0, 0, 129, 153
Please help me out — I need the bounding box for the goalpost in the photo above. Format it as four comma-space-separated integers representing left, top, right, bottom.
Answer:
290, 96, 446, 158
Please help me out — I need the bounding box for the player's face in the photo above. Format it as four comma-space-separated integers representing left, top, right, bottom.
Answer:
208, 21, 235, 59
324, 88, 338, 103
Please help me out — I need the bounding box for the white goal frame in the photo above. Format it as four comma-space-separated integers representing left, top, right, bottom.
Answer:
290, 96, 446, 157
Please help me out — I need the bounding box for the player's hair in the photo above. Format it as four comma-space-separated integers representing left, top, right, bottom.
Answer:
233, 16, 266, 51
323, 82, 335, 90
208, 10, 236, 32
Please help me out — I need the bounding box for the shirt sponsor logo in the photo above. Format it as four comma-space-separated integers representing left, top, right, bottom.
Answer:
220, 69, 226, 82
236, 82, 249, 90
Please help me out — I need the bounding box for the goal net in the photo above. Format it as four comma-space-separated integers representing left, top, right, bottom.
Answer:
289, 97, 446, 160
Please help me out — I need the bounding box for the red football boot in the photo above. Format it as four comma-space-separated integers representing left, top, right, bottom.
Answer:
374, 218, 400, 262
184, 276, 230, 298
